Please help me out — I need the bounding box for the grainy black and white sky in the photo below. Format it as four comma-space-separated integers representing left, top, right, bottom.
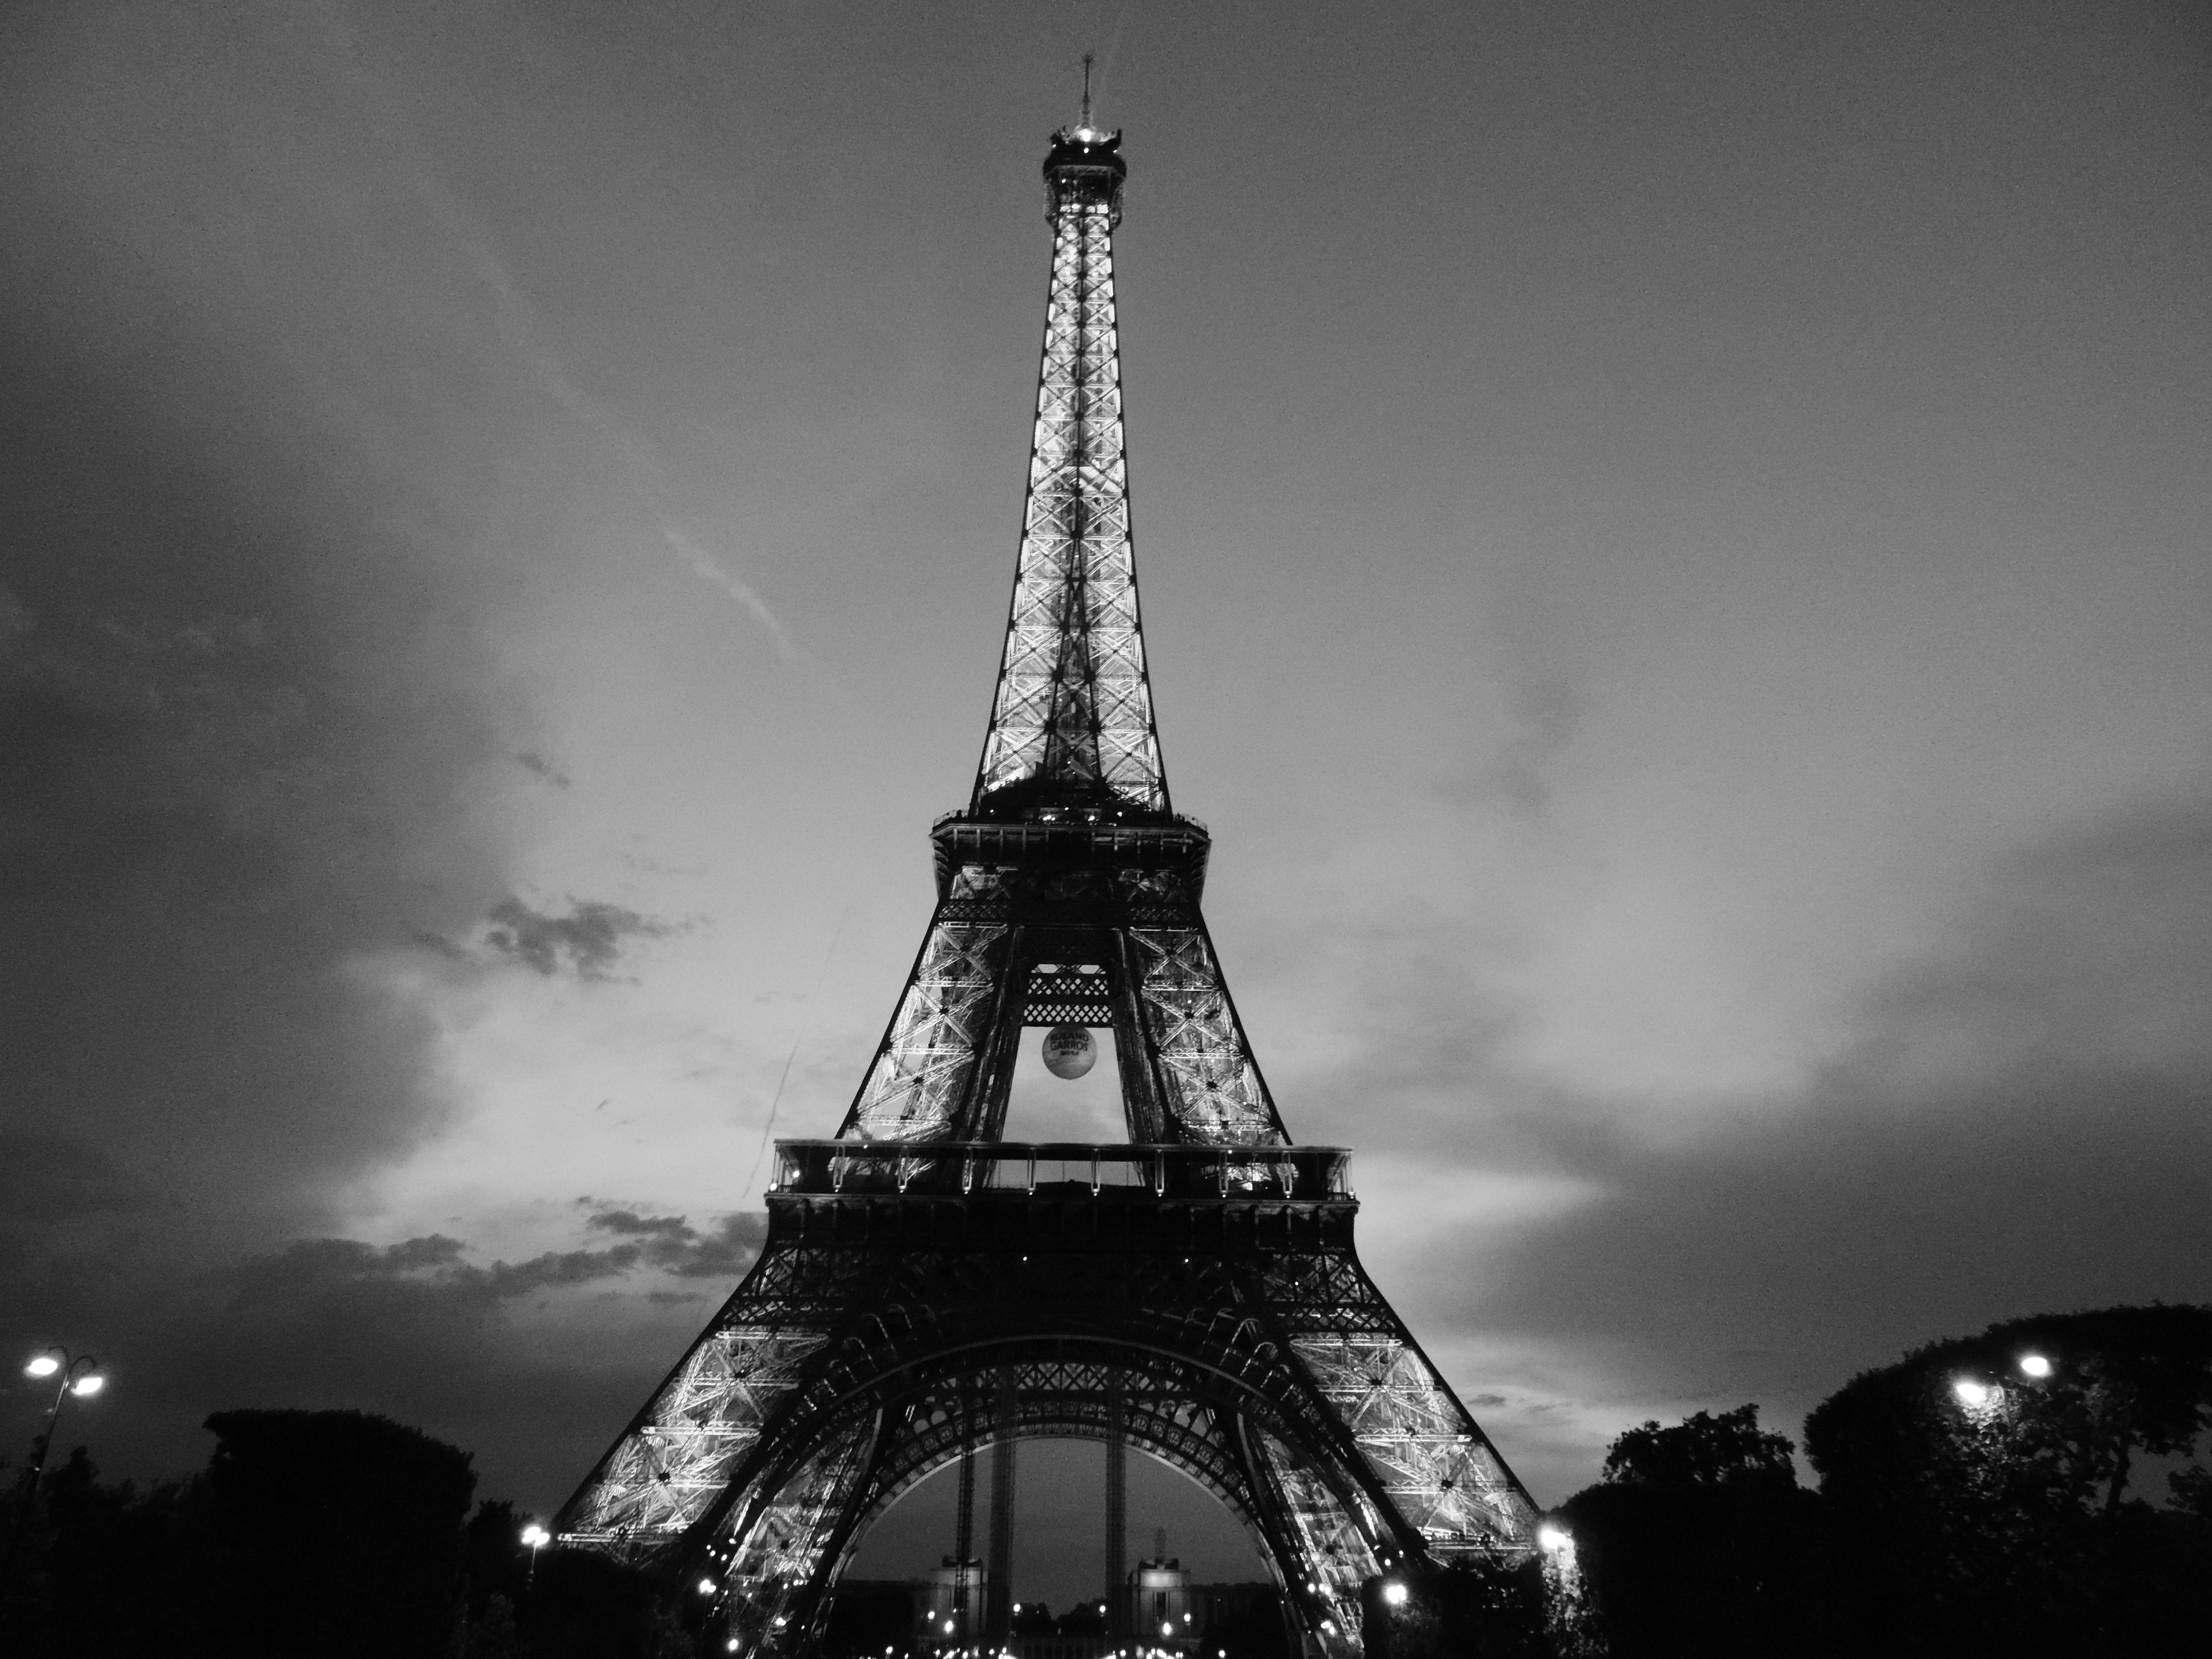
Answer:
5, 0, 2209, 1607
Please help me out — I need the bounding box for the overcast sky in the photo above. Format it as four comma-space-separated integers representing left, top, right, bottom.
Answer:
5, 0, 2209, 1610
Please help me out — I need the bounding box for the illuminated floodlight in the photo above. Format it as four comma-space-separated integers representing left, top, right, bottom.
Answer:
1536, 1524, 1572, 1554
70, 1373, 105, 1397
2019, 1353, 2053, 1378
1382, 1579, 1409, 1607
943, 1620, 956, 1634
1162, 1624, 1173, 1637
520, 1523, 550, 1549
697, 1577, 717, 1596
26, 1354, 62, 1378
1953, 1379, 1991, 1407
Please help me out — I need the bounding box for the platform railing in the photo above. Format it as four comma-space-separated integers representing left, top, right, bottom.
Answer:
768, 1140, 1351, 1200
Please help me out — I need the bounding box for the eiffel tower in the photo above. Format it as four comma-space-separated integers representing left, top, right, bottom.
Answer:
555, 98, 1540, 1658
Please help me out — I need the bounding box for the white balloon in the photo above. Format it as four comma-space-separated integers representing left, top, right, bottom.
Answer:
1041, 1024, 1097, 1079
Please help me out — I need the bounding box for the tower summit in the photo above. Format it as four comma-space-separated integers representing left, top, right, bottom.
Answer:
555, 109, 1540, 1659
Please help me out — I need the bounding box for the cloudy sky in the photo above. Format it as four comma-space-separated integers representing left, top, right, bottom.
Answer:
5, 0, 2208, 1607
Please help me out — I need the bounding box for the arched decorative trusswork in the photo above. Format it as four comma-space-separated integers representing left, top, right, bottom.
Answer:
563, 1188, 1536, 1658
693, 1337, 1388, 1658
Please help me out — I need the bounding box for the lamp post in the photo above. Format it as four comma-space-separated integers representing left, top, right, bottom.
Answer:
519, 1521, 550, 1587
15, 1346, 105, 1532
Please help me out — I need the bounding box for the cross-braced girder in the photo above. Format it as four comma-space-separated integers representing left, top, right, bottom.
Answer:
975, 143, 1164, 816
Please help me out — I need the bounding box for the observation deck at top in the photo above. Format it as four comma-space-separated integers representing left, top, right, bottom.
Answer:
1043, 124, 1126, 221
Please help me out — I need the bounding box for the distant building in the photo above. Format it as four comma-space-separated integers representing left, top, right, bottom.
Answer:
918, 1557, 986, 1646
1131, 1556, 1196, 1647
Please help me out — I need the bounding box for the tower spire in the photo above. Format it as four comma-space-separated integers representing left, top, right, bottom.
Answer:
971, 114, 1165, 817
1080, 50, 1094, 129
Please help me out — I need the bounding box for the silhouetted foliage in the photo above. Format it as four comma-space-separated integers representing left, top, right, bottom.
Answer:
0, 1413, 703, 1659
1600, 1405, 1796, 1490
7, 1323, 2206, 1659
1, 1444, 210, 1654
1360, 1554, 1549, 1659
202, 1408, 478, 1658
520, 1545, 702, 1659
1559, 1405, 1833, 1659
1804, 1303, 2212, 1657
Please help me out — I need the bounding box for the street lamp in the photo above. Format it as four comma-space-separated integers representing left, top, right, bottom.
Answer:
15, 1345, 104, 1529
519, 1521, 550, 1585
1953, 1378, 1992, 1407
2019, 1353, 2052, 1379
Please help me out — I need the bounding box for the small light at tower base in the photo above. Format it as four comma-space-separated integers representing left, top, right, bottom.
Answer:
1382, 1579, 1409, 1606
1953, 1378, 1992, 1407
2019, 1353, 2052, 1378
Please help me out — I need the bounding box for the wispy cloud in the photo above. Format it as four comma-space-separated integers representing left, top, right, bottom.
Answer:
311, 0, 798, 657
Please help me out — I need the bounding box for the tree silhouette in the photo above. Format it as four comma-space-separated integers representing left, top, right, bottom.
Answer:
1559, 1405, 1832, 1659
1806, 1303, 2212, 1657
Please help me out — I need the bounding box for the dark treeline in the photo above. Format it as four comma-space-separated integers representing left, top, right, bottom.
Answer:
1364, 1303, 2212, 1659
0, 1409, 703, 1658
7, 1305, 2209, 1658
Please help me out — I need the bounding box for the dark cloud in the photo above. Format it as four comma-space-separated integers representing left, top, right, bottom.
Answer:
586, 1210, 693, 1238
1434, 680, 1589, 817
1387, 789, 2212, 1448
228, 1235, 646, 1318
0, 3, 563, 1261
481, 897, 674, 980
0, 1134, 158, 1225
0, 348, 512, 1237
583, 1208, 770, 1278
516, 751, 572, 788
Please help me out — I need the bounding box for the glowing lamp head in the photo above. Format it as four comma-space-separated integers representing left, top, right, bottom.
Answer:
70, 1373, 105, 1397
25, 1354, 61, 1378
520, 1523, 550, 1548
1537, 1524, 1572, 1554
1041, 1024, 1097, 1080
1382, 1579, 1409, 1607
697, 1577, 717, 1596
2019, 1353, 2052, 1378
1953, 1378, 1992, 1407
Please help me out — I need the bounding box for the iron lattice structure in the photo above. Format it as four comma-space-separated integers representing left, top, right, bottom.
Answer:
557, 122, 1539, 1657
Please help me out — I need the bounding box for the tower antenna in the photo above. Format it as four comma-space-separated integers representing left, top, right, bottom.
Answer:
1081, 50, 1094, 127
